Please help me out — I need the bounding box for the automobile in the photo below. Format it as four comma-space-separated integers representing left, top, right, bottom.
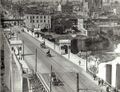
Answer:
40, 43, 46, 49
52, 78, 64, 86
51, 72, 64, 86
18, 31, 20, 34
21, 29, 24, 32
47, 53, 52, 57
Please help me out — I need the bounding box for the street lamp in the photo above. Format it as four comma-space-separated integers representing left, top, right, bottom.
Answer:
50, 65, 52, 92
22, 40, 24, 60
85, 50, 88, 72
35, 48, 37, 73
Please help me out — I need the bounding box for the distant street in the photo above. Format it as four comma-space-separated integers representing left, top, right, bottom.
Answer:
11, 26, 102, 92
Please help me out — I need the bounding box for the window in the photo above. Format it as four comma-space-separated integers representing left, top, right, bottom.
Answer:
44, 20, 46, 22
33, 20, 35, 23
40, 20, 43, 23
30, 16, 32, 19
44, 16, 46, 19
33, 16, 34, 18
36, 16, 39, 19
27, 16, 29, 19
48, 16, 50, 19
40, 16, 42, 19
36, 20, 39, 23
30, 20, 32, 23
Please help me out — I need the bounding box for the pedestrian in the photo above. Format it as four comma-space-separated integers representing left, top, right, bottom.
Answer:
114, 88, 118, 92
101, 79, 104, 86
98, 78, 101, 85
19, 46, 22, 51
106, 86, 110, 92
78, 60, 81, 65
47, 49, 50, 55
93, 74, 97, 80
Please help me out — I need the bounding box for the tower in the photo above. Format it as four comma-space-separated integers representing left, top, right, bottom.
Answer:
57, 3, 62, 12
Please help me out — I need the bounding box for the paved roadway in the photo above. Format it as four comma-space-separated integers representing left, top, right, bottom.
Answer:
12, 26, 102, 92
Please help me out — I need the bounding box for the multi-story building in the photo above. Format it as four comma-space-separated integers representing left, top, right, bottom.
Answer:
85, 0, 103, 17
24, 10, 51, 30
103, 0, 113, 5
85, 0, 103, 10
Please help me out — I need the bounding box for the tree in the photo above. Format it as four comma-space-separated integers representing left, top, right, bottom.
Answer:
108, 29, 113, 36
55, 25, 64, 34
12, 3, 24, 17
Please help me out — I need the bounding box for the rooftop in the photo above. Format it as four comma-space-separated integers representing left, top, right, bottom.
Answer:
24, 7, 50, 15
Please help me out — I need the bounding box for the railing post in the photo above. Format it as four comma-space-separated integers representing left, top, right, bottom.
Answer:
77, 73, 79, 92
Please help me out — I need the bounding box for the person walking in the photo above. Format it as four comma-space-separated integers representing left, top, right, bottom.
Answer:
106, 86, 110, 92
114, 88, 118, 92
93, 74, 97, 80
78, 60, 81, 65
98, 78, 101, 85
101, 79, 104, 86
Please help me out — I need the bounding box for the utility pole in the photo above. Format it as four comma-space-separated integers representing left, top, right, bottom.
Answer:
86, 51, 88, 72
10, 54, 14, 92
35, 48, 37, 73
22, 40, 24, 60
50, 65, 52, 92
77, 73, 79, 92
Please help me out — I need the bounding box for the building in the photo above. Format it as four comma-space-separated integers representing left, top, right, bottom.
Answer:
57, 3, 62, 12
98, 56, 120, 89
99, 23, 120, 36
62, 1, 73, 14
85, 0, 103, 10
24, 10, 51, 30
92, 16, 120, 36
103, 0, 113, 5
85, 0, 103, 17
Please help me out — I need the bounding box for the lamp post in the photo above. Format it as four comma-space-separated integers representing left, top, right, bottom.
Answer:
35, 48, 37, 73
50, 65, 52, 92
77, 73, 79, 92
22, 40, 24, 60
86, 50, 88, 72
